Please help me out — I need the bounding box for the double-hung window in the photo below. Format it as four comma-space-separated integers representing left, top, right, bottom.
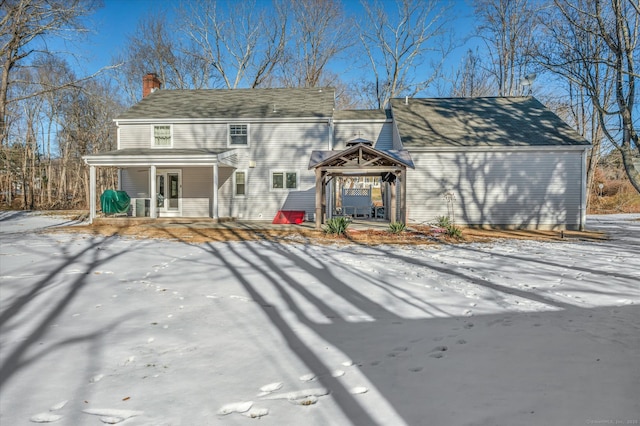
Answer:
229, 124, 249, 146
234, 170, 246, 197
153, 125, 172, 147
271, 171, 298, 190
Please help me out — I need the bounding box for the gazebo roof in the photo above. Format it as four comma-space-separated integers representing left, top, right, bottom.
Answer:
309, 143, 414, 170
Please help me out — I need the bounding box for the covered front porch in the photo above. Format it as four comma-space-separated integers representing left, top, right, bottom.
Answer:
309, 142, 415, 230
83, 148, 234, 223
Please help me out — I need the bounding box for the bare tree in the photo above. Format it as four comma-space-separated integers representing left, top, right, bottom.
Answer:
111, 10, 207, 104
533, 0, 639, 193
0, 0, 96, 145
280, 0, 354, 88
359, 0, 453, 109
450, 48, 495, 97
56, 75, 122, 208
179, 0, 288, 89
473, 0, 539, 96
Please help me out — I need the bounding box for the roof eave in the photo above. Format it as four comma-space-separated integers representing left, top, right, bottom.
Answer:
404, 144, 591, 152
114, 116, 332, 124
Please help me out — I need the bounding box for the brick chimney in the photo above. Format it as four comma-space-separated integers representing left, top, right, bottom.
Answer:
142, 73, 161, 98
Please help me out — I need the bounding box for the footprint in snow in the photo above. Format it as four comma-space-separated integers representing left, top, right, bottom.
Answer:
217, 401, 253, 415
299, 373, 316, 382
288, 395, 318, 406
243, 408, 269, 418
331, 369, 345, 377
49, 400, 68, 411
259, 382, 283, 393
82, 409, 144, 423
90, 374, 104, 383
29, 412, 63, 423
260, 388, 329, 401
430, 346, 448, 358
350, 386, 368, 395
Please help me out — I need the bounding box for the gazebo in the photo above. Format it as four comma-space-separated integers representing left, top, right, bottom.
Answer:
308, 141, 414, 230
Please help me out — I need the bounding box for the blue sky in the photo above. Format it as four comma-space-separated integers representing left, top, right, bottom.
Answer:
73, 0, 158, 74
71, 0, 479, 89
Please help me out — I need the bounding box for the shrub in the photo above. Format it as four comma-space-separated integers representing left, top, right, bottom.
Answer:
445, 224, 463, 239
435, 215, 452, 228
388, 221, 406, 234
324, 216, 350, 235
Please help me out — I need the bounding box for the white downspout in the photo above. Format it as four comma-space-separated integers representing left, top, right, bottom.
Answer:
116, 121, 121, 150
328, 118, 334, 150
213, 163, 219, 219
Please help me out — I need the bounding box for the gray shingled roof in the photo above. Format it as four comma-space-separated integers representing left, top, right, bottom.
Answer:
390, 96, 590, 148
117, 87, 335, 120
334, 109, 392, 120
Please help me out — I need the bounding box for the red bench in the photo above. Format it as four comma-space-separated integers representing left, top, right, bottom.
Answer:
272, 210, 305, 224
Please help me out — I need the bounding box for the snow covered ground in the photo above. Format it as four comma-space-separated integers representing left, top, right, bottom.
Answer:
0, 211, 638, 426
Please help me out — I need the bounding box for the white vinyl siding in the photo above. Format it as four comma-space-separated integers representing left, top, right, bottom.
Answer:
119, 120, 329, 220
119, 125, 151, 149
333, 121, 393, 150
217, 121, 327, 220
172, 123, 227, 149
181, 167, 213, 217
121, 123, 228, 150
123, 167, 215, 217
406, 150, 584, 230
121, 168, 149, 196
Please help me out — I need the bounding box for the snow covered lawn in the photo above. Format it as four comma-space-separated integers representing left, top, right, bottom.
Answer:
1, 212, 639, 425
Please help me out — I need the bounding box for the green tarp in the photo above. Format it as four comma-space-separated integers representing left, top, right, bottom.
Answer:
100, 190, 131, 215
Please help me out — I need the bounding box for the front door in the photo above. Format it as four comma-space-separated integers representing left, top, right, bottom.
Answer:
156, 169, 181, 217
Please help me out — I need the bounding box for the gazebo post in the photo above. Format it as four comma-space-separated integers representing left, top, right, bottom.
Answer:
400, 168, 407, 223
390, 176, 397, 223
315, 168, 323, 230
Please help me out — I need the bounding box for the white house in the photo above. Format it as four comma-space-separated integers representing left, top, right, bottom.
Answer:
84, 74, 590, 230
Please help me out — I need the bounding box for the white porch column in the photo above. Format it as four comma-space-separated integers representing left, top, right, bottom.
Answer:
212, 163, 219, 219
89, 165, 96, 224
150, 165, 157, 218
117, 169, 122, 191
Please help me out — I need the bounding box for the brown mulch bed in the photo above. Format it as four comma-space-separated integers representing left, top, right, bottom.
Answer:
52, 221, 608, 245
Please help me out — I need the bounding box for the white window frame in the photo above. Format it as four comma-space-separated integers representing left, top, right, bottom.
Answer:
151, 124, 173, 148
233, 169, 247, 198
227, 123, 250, 147
270, 170, 299, 191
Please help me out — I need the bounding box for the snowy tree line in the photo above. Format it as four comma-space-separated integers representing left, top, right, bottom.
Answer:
1, 0, 638, 210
